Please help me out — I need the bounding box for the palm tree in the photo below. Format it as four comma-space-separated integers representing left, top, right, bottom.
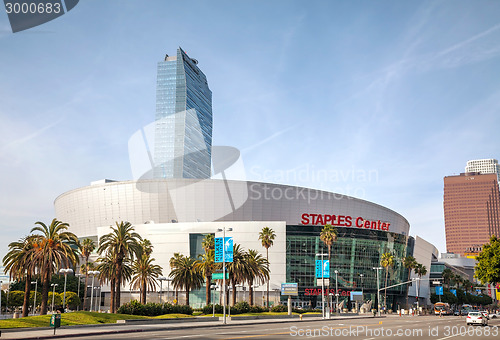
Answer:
30, 219, 79, 315
79, 238, 95, 310
453, 274, 463, 290
320, 224, 337, 305
169, 256, 204, 305
414, 263, 427, 306
320, 224, 338, 265
169, 253, 184, 304
131, 240, 163, 304
3, 236, 36, 317
403, 255, 417, 309
98, 221, 142, 313
245, 249, 269, 305
201, 234, 215, 253
95, 255, 132, 310
442, 268, 454, 289
195, 249, 217, 305
226, 243, 247, 306
258, 227, 276, 308
380, 252, 394, 310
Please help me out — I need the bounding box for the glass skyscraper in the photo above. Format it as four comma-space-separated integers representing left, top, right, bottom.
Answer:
154, 47, 212, 179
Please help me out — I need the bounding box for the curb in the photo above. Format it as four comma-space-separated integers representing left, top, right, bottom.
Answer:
2, 315, 382, 340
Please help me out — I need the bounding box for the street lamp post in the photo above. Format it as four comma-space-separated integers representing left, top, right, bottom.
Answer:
97, 286, 102, 312
158, 277, 167, 303
334, 270, 339, 314
59, 268, 74, 310
316, 253, 328, 319
51, 283, 58, 313
88, 271, 100, 312
217, 227, 232, 325
360, 274, 364, 296
31, 281, 38, 316
93, 287, 101, 312
415, 278, 420, 315
373, 267, 382, 317
75, 274, 83, 311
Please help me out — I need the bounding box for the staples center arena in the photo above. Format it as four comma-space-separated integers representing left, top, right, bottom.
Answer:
55, 178, 412, 310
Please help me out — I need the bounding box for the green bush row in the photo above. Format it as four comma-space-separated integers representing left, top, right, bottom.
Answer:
117, 300, 193, 316
202, 302, 268, 315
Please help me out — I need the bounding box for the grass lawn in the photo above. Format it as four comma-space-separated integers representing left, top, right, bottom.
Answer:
0, 312, 153, 329
0, 311, 322, 329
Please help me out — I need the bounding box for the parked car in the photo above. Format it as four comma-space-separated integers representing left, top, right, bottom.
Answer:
466, 311, 488, 326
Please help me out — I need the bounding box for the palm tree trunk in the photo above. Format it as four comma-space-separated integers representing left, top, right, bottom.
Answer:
384, 268, 388, 311
266, 247, 269, 308
83, 258, 89, 310
249, 278, 254, 305
175, 289, 178, 304
142, 278, 147, 304
109, 277, 116, 313
22, 275, 31, 317
40, 269, 50, 315
206, 275, 211, 305
231, 278, 237, 306
114, 261, 122, 313
186, 285, 190, 306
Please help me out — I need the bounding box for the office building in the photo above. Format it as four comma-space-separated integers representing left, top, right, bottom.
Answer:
154, 47, 212, 179
443, 172, 500, 255
465, 159, 500, 182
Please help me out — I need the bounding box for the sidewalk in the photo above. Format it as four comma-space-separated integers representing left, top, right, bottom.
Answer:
0, 314, 379, 340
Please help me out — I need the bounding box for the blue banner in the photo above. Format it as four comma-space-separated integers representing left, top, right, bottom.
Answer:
435, 286, 443, 296
450, 289, 457, 296
215, 237, 233, 263
315, 259, 330, 278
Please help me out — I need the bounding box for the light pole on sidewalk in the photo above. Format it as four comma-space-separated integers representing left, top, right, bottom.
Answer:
59, 268, 73, 310
373, 267, 382, 316
31, 281, 38, 315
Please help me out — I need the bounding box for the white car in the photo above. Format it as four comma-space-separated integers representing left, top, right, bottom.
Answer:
466, 311, 488, 326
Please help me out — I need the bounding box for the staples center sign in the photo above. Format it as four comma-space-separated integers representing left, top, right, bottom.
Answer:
301, 213, 391, 232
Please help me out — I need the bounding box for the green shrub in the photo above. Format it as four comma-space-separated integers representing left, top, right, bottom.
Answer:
234, 301, 250, 314
271, 304, 287, 313
117, 301, 193, 316
7, 291, 25, 307
202, 304, 224, 314
249, 305, 266, 313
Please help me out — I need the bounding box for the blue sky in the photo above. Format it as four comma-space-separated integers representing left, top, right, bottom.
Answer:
1, 0, 500, 259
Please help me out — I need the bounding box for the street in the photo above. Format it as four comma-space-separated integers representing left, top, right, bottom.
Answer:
72, 315, 500, 340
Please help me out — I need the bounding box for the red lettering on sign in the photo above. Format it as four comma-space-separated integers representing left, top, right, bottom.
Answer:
338, 215, 345, 226
316, 214, 324, 225
300, 214, 391, 232
355, 217, 364, 228
345, 216, 352, 227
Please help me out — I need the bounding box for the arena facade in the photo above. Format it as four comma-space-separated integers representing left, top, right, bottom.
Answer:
55, 178, 412, 309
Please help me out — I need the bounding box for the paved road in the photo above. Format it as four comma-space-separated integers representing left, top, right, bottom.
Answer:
71, 315, 500, 340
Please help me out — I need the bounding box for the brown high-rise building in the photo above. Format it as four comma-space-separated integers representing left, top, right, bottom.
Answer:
444, 172, 500, 255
